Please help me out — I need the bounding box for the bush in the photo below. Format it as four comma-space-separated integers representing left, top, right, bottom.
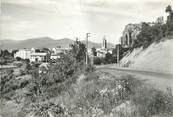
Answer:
25, 40, 88, 104
131, 85, 173, 117
132, 5, 173, 49
16, 57, 22, 61
93, 57, 102, 65
0, 57, 7, 65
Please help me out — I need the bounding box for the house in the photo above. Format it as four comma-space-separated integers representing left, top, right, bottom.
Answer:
50, 54, 60, 60
96, 48, 107, 58
96, 51, 106, 58
51, 48, 64, 54
14, 49, 31, 59
30, 52, 49, 62
51, 45, 71, 55
14, 48, 50, 62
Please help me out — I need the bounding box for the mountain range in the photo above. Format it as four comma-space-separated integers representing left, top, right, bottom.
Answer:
0, 37, 114, 50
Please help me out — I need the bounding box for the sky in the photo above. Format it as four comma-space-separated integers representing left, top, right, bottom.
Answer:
0, 0, 173, 44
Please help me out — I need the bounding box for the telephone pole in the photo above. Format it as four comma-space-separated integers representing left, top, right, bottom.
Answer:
116, 44, 120, 66
86, 33, 90, 67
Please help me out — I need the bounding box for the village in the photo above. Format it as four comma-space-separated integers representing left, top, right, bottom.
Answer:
0, 1, 173, 117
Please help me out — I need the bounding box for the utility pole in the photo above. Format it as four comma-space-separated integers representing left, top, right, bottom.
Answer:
86, 33, 90, 67
117, 45, 120, 65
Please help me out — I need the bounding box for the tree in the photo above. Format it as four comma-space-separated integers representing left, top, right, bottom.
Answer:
11, 50, 18, 57
16, 57, 22, 61
104, 52, 113, 64
35, 49, 41, 52
0, 49, 11, 57
91, 47, 97, 56
0, 50, 14, 64
70, 40, 86, 62
135, 22, 153, 48
42, 48, 51, 54
0, 57, 7, 65
166, 5, 172, 14
156, 16, 164, 25
165, 5, 173, 36
93, 57, 101, 65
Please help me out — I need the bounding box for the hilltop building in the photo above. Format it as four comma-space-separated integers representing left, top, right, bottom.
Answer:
120, 23, 141, 48
120, 18, 164, 48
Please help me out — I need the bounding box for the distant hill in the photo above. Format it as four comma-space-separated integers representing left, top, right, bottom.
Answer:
0, 37, 114, 50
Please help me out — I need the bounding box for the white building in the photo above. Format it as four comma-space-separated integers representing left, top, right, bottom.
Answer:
96, 51, 106, 58
96, 48, 107, 58
51, 48, 64, 54
14, 49, 31, 59
50, 54, 60, 60
30, 52, 48, 62
14, 48, 49, 62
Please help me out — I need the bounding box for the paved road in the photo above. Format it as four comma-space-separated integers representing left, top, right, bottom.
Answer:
97, 66, 173, 90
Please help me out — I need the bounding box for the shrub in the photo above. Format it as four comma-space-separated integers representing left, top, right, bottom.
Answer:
0, 57, 7, 65
16, 57, 22, 61
93, 57, 102, 65
23, 102, 65, 117
131, 85, 173, 117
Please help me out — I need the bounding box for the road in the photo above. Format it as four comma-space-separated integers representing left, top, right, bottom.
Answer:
97, 66, 173, 91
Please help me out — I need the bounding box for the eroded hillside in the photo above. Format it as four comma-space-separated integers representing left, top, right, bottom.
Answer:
120, 39, 173, 74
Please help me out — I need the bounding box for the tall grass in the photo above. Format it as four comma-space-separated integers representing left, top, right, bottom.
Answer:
1, 68, 173, 117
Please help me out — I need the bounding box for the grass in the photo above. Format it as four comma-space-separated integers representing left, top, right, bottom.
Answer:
131, 85, 173, 117
0, 71, 173, 117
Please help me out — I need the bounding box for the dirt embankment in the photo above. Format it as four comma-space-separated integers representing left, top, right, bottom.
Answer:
120, 39, 173, 74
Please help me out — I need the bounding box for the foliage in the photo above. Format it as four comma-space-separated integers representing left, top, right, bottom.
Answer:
93, 57, 102, 65
91, 47, 97, 56
135, 23, 153, 48
0, 49, 14, 65
93, 52, 117, 65
134, 22, 167, 49
24, 102, 65, 117
131, 86, 173, 117
166, 5, 173, 36
70, 40, 86, 62
166, 5, 172, 13
16, 57, 22, 61
0, 57, 7, 65
70, 75, 141, 115
11, 49, 18, 56
0, 69, 30, 101
1, 67, 173, 117
2, 39, 173, 117
133, 5, 173, 49
24, 40, 88, 105
0, 49, 12, 57
104, 52, 116, 64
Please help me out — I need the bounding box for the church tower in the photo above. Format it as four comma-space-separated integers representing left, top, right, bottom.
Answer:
102, 36, 107, 50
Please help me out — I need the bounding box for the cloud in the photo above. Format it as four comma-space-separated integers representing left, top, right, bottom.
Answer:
2, 0, 54, 5
1, 0, 172, 44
